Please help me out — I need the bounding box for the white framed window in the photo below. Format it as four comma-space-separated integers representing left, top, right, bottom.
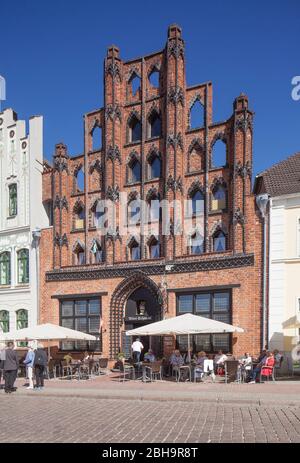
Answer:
297, 298, 300, 313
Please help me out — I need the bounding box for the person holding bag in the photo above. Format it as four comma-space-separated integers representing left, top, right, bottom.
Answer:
33, 343, 48, 390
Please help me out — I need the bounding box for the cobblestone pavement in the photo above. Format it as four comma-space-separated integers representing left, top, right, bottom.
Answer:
0, 394, 300, 443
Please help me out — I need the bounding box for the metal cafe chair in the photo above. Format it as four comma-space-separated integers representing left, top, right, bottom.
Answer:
143, 361, 163, 382
98, 358, 109, 375
176, 365, 191, 382
260, 365, 276, 382
61, 360, 72, 379
119, 361, 135, 382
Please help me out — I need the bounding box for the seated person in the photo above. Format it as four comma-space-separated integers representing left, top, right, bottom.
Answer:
241, 352, 252, 369
193, 351, 208, 380
169, 349, 184, 375
239, 352, 252, 381
250, 351, 274, 383
256, 349, 267, 363
184, 348, 195, 364
144, 349, 155, 363
273, 349, 283, 369
215, 350, 228, 367
82, 351, 90, 363
63, 353, 74, 364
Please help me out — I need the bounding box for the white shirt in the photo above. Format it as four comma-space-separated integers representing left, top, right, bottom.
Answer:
131, 341, 144, 353
242, 356, 252, 370
216, 354, 228, 365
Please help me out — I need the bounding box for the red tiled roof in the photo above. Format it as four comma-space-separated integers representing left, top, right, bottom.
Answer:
256, 152, 300, 197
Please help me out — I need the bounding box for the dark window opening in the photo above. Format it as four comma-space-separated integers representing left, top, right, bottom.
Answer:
177, 291, 231, 353
60, 298, 101, 351
149, 156, 161, 179
75, 168, 84, 192
189, 100, 204, 129
148, 112, 161, 139
92, 126, 102, 151
148, 69, 159, 88
130, 74, 141, 97
129, 116, 142, 143
213, 231, 226, 252
211, 140, 226, 167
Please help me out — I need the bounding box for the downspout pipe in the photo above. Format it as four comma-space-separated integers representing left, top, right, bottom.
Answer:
256, 194, 269, 351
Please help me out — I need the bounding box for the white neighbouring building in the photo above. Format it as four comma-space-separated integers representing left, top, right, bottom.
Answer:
0, 108, 49, 337
255, 152, 300, 368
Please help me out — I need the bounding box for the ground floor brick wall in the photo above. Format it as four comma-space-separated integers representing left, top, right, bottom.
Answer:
40, 227, 262, 361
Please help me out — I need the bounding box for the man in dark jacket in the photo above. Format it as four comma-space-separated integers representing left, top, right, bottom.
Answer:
33, 343, 48, 390
4, 342, 19, 393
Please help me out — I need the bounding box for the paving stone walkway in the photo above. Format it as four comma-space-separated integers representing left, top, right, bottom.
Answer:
0, 394, 299, 443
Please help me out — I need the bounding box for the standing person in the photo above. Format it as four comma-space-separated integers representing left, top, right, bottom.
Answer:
33, 343, 48, 390
23, 345, 35, 390
3, 342, 19, 394
131, 338, 144, 363
0, 343, 6, 389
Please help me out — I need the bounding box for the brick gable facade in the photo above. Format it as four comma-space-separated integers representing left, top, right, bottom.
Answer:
40, 25, 264, 361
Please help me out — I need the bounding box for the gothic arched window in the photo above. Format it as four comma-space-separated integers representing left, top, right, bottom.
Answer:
148, 111, 161, 139
213, 230, 226, 252
128, 200, 141, 225
148, 69, 159, 88
149, 236, 160, 259
128, 238, 140, 261
91, 240, 103, 263
211, 139, 226, 167
128, 114, 142, 143
211, 185, 226, 211
148, 152, 161, 179
73, 202, 85, 230
190, 232, 204, 255
191, 190, 204, 216
189, 99, 204, 129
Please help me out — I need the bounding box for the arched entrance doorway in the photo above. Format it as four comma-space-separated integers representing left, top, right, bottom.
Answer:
109, 271, 163, 359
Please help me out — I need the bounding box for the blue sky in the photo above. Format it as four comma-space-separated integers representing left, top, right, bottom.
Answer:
1, 0, 299, 175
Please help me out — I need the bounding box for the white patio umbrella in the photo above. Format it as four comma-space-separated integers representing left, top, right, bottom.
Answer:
0, 323, 97, 357
126, 313, 244, 352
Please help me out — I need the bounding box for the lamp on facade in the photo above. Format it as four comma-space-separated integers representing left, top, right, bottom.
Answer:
32, 227, 42, 243
256, 194, 269, 218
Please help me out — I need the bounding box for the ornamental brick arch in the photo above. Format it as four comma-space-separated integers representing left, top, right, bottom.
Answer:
109, 271, 163, 359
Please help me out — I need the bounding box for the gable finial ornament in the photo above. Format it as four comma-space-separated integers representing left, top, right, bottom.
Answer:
168, 87, 184, 106
235, 113, 253, 132
106, 145, 121, 164
105, 61, 122, 81
54, 233, 68, 248
105, 104, 122, 122
235, 160, 252, 179
167, 133, 183, 150
166, 175, 183, 194
106, 185, 120, 202
233, 208, 245, 225
168, 39, 185, 59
